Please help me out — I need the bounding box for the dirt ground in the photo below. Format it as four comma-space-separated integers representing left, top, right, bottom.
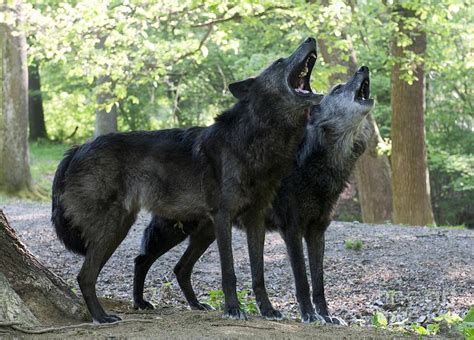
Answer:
2, 302, 395, 338
1, 200, 472, 337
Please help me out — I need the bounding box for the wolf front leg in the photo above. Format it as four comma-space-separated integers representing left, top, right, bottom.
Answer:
213, 210, 246, 320
306, 225, 346, 325
244, 211, 283, 320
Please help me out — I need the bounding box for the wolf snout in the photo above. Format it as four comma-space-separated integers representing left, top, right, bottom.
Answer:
304, 37, 316, 44
358, 66, 369, 73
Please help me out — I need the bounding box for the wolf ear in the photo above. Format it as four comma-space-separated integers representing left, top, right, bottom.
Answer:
228, 78, 255, 100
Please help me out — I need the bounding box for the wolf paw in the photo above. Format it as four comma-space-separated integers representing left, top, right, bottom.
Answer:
323, 315, 347, 326
133, 299, 154, 310
93, 314, 122, 324
301, 312, 326, 324
261, 308, 284, 321
190, 302, 215, 311
223, 307, 247, 320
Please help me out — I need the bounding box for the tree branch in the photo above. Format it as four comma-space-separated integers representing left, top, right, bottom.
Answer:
191, 5, 292, 28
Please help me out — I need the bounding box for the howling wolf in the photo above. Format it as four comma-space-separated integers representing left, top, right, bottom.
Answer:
52, 38, 322, 323
133, 67, 374, 324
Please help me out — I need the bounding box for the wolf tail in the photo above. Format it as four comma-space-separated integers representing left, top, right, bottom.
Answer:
51, 145, 87, 255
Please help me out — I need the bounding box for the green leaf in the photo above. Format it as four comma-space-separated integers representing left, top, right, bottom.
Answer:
372, 312, 388, 327
410, 323, 428, 335
464, 307, 474, 323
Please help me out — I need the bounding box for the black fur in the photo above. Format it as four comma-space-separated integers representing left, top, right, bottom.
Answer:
133, 67, 374, 324
51, 146, 87, 255
51, 38, 322, 323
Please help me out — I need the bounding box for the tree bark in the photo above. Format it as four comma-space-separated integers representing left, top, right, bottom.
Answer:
0, 210, 87, 324
94, 34, 117, 137
94, 79, 118, 137
390, 6, 435, 226
318, 35, 393, 224
0, 0, 33, 193
28, 61, 48, 141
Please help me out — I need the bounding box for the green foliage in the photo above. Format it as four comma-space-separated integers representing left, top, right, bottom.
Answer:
344, 239, 363, 251
29, 142, 70, 196
6, 0, 469, 223
372, 309, 473, 337
206, 289, 258, 315
459, 307, 474, 339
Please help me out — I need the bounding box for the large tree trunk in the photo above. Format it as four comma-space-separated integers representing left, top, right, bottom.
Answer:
28, 61, 48, 141
0, 0, 33, 193
390, 6, 435, 226
318, 35, 393, 224
0, 210, 87, 325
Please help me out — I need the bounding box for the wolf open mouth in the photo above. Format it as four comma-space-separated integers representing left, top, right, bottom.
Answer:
355, 77, 370, 103
289, 51, 317, 96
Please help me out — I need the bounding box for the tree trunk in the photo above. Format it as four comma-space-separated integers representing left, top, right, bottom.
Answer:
94, 34, 117, 137
354, 115, 393, 223
0, 20, 4, 183
28, 61, 48, 141
0, 0, 33, 193
94, 75, 117, 137
0, 210, 87, 324
390, 6, 435, 226
318, 35, 393, 224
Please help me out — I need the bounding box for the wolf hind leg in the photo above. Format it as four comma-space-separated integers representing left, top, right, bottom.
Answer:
78, 211, 136, 323
173, 221, 215, 311
133, 218, 189, 310
306, 225, 346, 326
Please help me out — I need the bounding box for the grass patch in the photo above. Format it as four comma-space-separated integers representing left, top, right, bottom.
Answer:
29, 142, 70, 199
344, 239, 363, 251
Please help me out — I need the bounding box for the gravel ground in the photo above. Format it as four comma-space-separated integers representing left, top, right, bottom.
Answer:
1, 200, 473, 327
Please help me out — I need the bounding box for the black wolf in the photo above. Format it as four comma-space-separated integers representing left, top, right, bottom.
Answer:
51, 38, 322, 323
133, 67, 374, 324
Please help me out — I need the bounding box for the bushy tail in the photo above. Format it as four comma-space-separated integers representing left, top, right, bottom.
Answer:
51, 146, 87, 255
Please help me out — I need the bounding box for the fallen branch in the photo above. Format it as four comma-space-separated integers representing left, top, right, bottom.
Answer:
210, 323, 275, 330
4, 318, 156, 335
0, 322, 21, 327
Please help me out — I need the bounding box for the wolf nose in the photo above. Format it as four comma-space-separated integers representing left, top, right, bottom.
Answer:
358, 66, 369, 73
304, 37, 316, 44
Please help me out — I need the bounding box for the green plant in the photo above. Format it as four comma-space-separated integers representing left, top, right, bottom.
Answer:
344, 239, 363, 251
408, 309, 474, 337
458, 307, 474, 339
372, 311, 388, 328
206, 289, 258, 315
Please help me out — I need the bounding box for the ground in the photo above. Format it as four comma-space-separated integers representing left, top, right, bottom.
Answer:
0, 200, 472, 337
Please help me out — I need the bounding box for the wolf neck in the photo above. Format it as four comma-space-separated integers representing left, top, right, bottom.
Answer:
217, 100, 307, 171
298, 119, 368, 175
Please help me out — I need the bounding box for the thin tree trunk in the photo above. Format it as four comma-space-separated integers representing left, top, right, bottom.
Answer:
0, 0, 33, 193
391, 6, 435, 226
94, 75, 118, 137
318, 35, 393, 224
28, 61, 48, 141
93, 34, 117, 137
0, 210, 87, 324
